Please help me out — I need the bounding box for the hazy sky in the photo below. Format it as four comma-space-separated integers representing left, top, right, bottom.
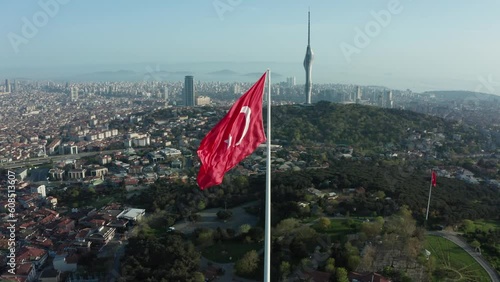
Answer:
1, 0, 499, 93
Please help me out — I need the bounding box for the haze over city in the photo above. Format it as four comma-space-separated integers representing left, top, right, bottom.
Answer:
1, 0, 500, 94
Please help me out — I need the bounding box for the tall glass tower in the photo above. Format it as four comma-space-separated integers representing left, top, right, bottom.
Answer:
184, 76, 195, 106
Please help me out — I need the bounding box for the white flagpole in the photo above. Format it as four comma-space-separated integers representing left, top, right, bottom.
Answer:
263, 69, 272, 281
425, 171, 433, 221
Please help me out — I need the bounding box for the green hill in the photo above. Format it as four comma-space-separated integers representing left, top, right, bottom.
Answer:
270, 101, 479, 154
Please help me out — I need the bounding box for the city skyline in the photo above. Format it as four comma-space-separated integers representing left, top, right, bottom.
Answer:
1, 1, 500, 94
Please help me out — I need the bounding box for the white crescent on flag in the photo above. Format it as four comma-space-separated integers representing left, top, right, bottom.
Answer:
236, 106, 251, 146
224, 106, 251, 148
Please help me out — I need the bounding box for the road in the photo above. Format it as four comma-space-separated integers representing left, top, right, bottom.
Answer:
428, 231, 500, 282
0, 150, 121, 169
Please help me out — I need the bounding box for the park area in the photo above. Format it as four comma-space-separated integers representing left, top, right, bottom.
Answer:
425, 235, 490, 282
202, 241, 263, 263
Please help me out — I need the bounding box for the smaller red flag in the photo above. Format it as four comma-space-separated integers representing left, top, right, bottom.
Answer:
431, 171, 437, 187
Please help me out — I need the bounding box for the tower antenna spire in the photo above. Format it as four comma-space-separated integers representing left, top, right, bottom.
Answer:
308, 8, 311, 46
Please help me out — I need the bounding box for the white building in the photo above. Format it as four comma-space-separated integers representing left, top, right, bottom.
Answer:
31, 185, 46, 197
117, 208, 145, 222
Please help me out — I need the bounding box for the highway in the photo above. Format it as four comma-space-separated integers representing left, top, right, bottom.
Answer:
0, 150, 121, 169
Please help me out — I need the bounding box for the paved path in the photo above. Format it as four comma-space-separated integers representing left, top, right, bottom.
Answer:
428, 231, 500, 282
174, 201, 260, 234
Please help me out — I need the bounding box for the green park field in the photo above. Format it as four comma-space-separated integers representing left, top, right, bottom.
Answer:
425, 235, 490, 282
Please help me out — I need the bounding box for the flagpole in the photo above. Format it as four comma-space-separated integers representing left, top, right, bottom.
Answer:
263, 69, 272, 281
425, 171, 433, 222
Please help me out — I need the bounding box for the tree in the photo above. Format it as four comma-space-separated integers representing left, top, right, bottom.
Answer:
239, 224, 251, 234
376, 190, 386, 199
461, 219, 476, 233
196, 229, 214, 246
325, 258, 335, 274
193, 272, 205, 282
197, 200, 206, 210
347, 255, 361, 270
317, 217, 331, 231
275, 218, 300, 235
217, 210, 233, 220
280, 261, 291, 281
120, 234, 200, 281
300, 258, 314, 271
336, 267, 349, 282
470, 240, 481, 252
235, 250, 259, 277
248, 227, 264, 242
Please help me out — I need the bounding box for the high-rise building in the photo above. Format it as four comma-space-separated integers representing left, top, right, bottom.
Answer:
70, 87, 78, 101
164, 86, 169, 101
385, 90, 393, 108
356, 86, 362, 103
5, 79, 11, 93
286, 77, 296, 87
233, 83, 241, 95
184, 76, 195, 106
303, 10, 314, 104
11, 80, 16, 93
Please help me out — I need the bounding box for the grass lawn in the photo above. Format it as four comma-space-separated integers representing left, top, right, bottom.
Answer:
473, 219, 500, 232
313, 218, 361, 240
425, 235, 490, 282
301, 216, 319, 224
202, 241, 263, 263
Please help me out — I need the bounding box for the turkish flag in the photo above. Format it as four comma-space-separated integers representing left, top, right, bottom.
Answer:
431, 170, 437, 187
197, 72, 267, 189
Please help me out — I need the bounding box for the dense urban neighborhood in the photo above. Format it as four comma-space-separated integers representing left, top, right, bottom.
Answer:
1, 79, 500, 281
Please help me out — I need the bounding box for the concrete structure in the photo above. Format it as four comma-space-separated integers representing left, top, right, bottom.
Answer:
49, 168, 65, 180
70, 87, 78, 101
31, 184, 47, 197
117, 208, 145, 222
59, 143, 78, 155
385, 90, 394, 108
68, 169, 86, 179
303, 10, 314, 104
46, 138, 61, 155
5, 79, 11, 93
184, 75, 195, 106
356, 86, 362, 103
196, 96, 211, 106
89, 167, 108, 178
164, 86, 169, 101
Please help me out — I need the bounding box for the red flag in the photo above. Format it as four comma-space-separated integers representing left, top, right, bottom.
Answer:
197, 72, 267, 189
431, 170, 437, 187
